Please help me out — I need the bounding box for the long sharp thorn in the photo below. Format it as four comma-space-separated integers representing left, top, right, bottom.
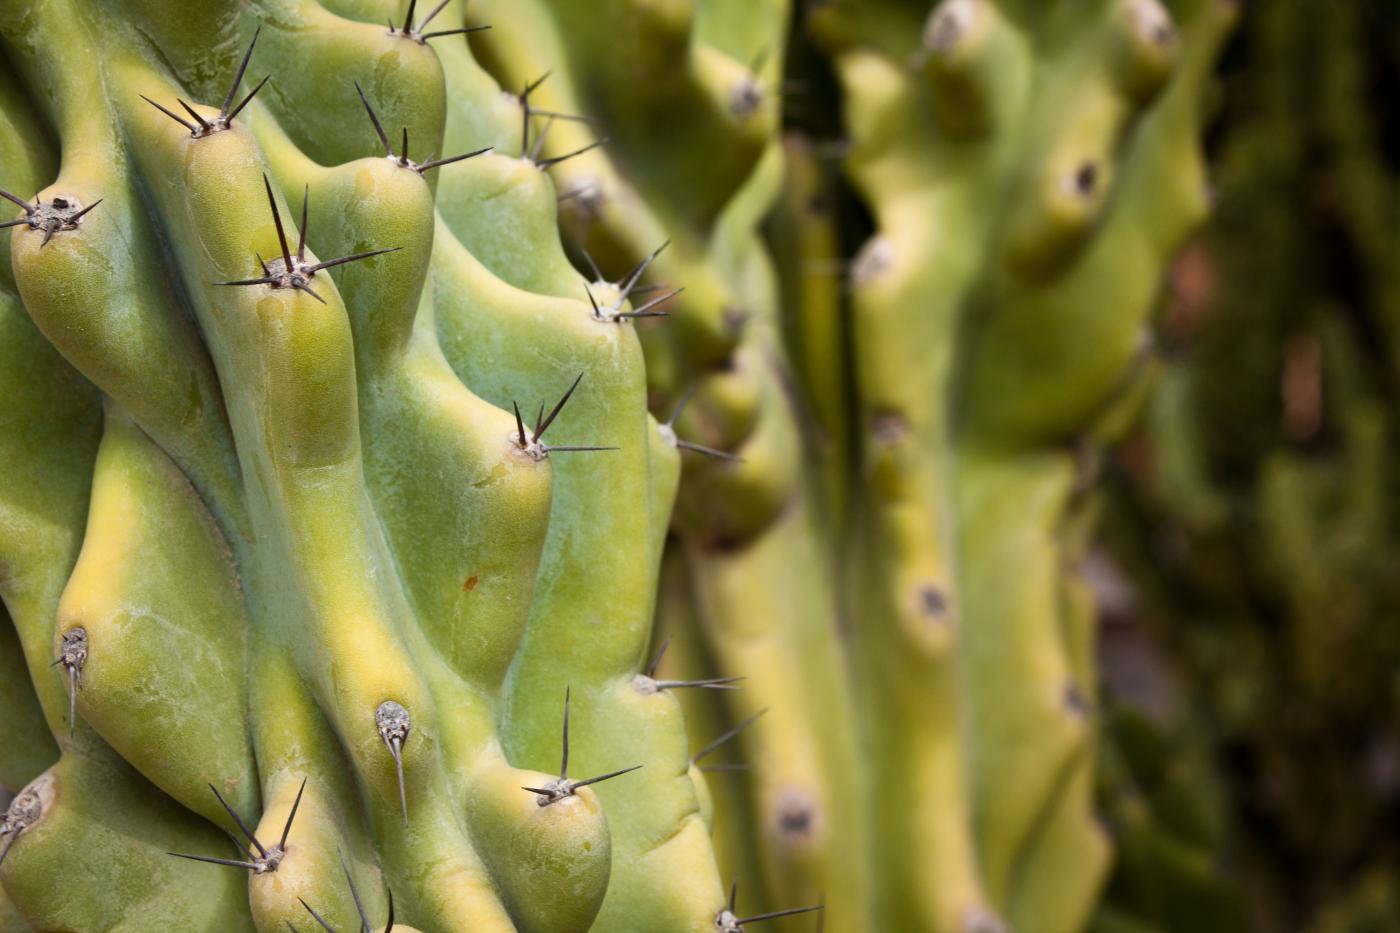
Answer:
391, 736, 408, 826
299, 899, 336, 933
735, 905, 825, 926
401, 126, 408, 162
384, 888, 395, 932
529, 116, 556, 162
297, 186, 309, 263
560, 687, 571, 780
222, 25, 262, 118
676, 439, 743, 462
534, 404, 544, 440
521, 786, 555, 797
141, 94, 197, 133
306, 246, 401, 273
0, 218, 29, 228
223, 828, 252, 858
176, 98, 211, 132
40, 224, 56, 248
535, 138, 608, 169
355, 81, 392, 157
542, 445, 619, 453
616, 310, 670, 320
693, 709, 767, 765
338, 849, 371, 931
646, 636, 671, 678
667, 387, 696, 429
0, 187, 34, 213
627, 286, 683, 318
421, 25, 492, 40
750, 44, 771, 75
580, 249, 603, 283
571, 764, 643, 790
415, 146, 493, 173
296, 282, 327, 304
0, 832, 16, 868
535, 373, 585, 442
210, 782, 266, 856
67, 665, 76, 737
417, 0, 450, 29
512, 401, 527, 448
730, 882, 739, 913
226, 75, 270, 123
215, 277, 277, 287
530, 109, 600, 124
403, 0, 418, 31
263, 174, 292, 271
69, 199, 103, 222
168, 851, 261, 871
619, 240, 669, 298
279, 777, 307, 850
524, 71, 552, 97
653, 676, 745, 691
584, 284, 601, 315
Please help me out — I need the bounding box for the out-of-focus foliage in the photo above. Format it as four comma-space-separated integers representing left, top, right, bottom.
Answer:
1096, 1, 1400, 929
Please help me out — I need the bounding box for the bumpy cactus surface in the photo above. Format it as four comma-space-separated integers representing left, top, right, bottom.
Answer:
0, 0, 1232, 930
0, 0, 754, 929
805, 1, 1233, 931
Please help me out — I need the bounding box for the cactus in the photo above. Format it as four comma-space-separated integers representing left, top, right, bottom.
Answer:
0, 0, 1235, 930
804, 1, 1234, 931
464, 3, 872, 931
0, 0, 748, 929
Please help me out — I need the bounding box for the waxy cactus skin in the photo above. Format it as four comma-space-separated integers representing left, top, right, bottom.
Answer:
0, 0, 1230, 930
0, 0, 728, 929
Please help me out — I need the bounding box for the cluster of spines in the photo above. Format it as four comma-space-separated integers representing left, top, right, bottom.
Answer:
387, 0, 491, 45
0, 187, 101, 247
215, 175, 400, 305
520, 689, 642, 807
169, 779, 306, 875
139, 26, 267, 139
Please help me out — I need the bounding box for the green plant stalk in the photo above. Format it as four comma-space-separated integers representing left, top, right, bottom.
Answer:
811, 1, 1235, 929
466, 2, 871, 929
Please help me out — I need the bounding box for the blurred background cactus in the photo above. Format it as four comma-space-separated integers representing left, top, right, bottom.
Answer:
2, 0, 1393, 931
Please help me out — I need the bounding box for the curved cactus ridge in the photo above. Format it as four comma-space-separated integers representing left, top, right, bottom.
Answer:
463, 1, 871, 930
